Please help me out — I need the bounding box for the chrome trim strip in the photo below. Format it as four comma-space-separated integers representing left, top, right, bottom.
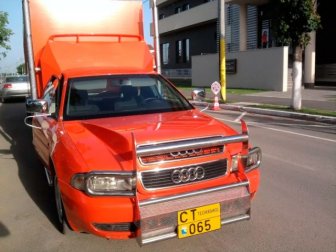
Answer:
136, 135, 248, 156
221, 214, 250, 225
141, 233, 177, 246
138, 146, 224, 165
140, 213, 251, 245
139, 181, 249, 207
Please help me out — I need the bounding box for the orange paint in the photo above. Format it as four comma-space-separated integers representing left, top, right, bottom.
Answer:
24, 0, 261, 244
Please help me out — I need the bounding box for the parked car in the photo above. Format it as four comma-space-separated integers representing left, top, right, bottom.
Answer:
0, 75, 30, 103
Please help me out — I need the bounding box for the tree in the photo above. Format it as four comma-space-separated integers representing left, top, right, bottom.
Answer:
0, 11, 13, 60
270, 0, 320, 110
17, 63, 26, 75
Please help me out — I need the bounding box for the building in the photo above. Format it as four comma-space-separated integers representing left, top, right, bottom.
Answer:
155, 0, 335, 90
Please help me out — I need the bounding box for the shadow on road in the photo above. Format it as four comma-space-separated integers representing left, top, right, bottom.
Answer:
0, 101, 60, 231
0, 221, 10, 237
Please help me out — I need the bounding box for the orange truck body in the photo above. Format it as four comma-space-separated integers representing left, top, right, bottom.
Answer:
26, 0, 146, 97
23, 0, 261, 245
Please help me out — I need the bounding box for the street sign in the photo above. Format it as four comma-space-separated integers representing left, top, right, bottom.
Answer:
211, 81, 221, 95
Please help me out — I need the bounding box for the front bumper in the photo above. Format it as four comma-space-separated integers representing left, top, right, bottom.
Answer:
61, 179, 252, 243
137, 181, 250, 245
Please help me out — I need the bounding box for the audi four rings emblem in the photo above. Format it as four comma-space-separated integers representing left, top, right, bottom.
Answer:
171, 166, 205, 184
170, 149, 202, 158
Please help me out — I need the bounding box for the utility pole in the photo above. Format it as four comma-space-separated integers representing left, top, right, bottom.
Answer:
151, 0, 161, 74
219, 0, 226, 102
23, 0, 37, 99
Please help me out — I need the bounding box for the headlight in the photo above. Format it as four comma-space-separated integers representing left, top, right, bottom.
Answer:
71, 172, 136, 196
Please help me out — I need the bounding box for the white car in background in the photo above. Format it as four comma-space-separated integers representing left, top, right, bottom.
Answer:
0, 75, 30, 103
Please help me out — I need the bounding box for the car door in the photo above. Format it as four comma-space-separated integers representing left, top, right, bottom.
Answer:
32, 78, 61, 167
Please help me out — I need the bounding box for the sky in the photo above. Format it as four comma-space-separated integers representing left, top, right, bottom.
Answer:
0, 0, 153, 74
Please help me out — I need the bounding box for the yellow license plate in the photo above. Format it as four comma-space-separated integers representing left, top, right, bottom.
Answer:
177, 203, 221, 238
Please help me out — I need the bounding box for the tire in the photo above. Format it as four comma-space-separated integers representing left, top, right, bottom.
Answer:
54, 176, 71, 234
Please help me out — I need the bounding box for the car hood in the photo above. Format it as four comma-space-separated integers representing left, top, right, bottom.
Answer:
62, 109, 238, 171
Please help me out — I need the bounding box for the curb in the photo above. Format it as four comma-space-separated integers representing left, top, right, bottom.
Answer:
191, 101, 336, 124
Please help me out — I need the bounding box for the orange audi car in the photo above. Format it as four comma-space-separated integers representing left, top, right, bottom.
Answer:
23, 0, 261, 245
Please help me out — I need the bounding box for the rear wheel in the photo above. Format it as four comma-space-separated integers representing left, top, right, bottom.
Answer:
54, 176, 71, 234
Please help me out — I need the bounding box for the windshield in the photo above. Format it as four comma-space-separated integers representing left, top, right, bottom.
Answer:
63, 74, 193, 120
5, 76, 28, 83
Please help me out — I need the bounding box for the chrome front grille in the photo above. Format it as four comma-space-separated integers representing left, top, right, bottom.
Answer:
140, 159, 227, 189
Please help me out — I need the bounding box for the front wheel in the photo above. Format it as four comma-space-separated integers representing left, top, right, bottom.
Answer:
54, 176, 71, 234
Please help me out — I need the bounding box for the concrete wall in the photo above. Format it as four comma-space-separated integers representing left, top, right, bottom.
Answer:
192, 46, 289, 91
192, 53, 219, 88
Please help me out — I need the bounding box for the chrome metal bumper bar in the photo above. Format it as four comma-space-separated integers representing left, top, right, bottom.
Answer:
245, 147, 262, 172
139, 181, 250, 207
137, 181, 251, 246
137, 134, 248, 156
140, 214, 251, 245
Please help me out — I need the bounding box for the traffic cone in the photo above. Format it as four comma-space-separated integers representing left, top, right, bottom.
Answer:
212, 95, 220, 110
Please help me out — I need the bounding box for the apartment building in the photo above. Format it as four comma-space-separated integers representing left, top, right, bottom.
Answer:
156, 0, 335, 90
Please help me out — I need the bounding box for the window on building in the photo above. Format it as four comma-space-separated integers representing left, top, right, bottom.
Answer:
182, 4, 190, 11
247, 5, 258, 50
176, 39, 190, 64
226, 4, 239, 53
183, 39, 190, 63
176, 40, 183, 63
161, 43, 170, 65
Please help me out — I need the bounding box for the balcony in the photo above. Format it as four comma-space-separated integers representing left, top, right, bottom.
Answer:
158, 1, 217, 35
157, 0, 176, 6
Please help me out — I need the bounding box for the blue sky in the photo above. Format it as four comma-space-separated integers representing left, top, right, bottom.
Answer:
0, 0, 153, 73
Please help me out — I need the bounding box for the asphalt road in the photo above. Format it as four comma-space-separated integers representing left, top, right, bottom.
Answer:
1, 101, 335, 252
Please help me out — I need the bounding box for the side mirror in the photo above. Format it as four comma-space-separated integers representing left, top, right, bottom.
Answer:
26, 98, 49, 114
191, 88, 206, 101
24, 99, 51, 129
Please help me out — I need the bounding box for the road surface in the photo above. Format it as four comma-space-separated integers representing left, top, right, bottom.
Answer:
1, 101, 335, 251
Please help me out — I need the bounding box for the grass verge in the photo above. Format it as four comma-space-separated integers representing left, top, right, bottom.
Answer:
250, 104, 336, 117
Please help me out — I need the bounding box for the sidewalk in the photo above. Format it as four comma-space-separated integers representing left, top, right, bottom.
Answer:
184, 86, 336, 124
228, 86, 336, 111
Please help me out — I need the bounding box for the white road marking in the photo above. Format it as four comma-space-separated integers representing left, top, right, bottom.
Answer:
200, 104, 210, 112
249, 122, 336, 143
213, 116, 336, 143
262, 152, 315, 171
249, 121, 336, 129
234, 111, 247, 122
